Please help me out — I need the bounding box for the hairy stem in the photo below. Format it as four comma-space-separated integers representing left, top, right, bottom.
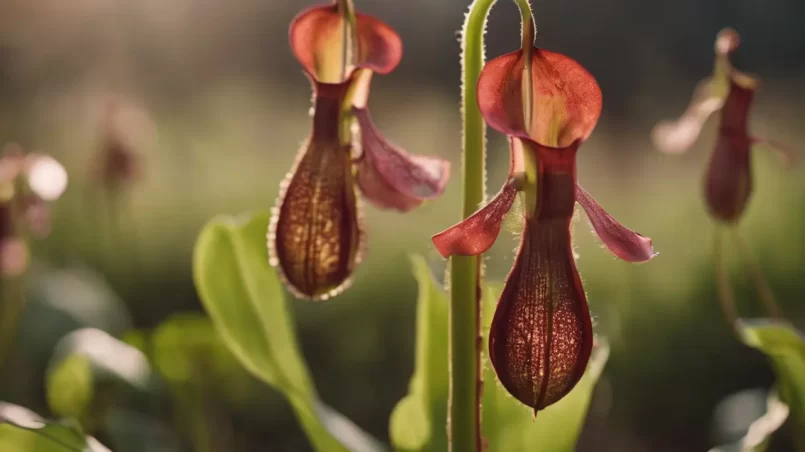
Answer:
451, 1, 496, 450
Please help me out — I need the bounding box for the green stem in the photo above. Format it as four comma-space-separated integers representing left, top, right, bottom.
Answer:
337, 0, 357, 82
513, 0, 535, 127
713, 227, 738, 327
730, 229, 782, 319
451, 1, 496, 451
337, 0, 359, 146
512, 0, 538, 219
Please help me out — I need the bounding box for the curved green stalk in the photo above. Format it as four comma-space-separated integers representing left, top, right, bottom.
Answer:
713, 228, 738, 327
514, 0, 535, 127
730, 229, 783, 319
338, 0, 359, 146
337, 0, 357, 81
451, 1, 496, 451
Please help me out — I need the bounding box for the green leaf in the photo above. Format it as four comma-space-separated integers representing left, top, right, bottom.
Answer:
709, 389, 789, 452
389, 256, 449, 452
192, 211, 384, 452
46, 328, 159, 419
0, 402, 109, 452
738, 319, 805, 449
482, 283, 610, 451
389, 259, 609, 452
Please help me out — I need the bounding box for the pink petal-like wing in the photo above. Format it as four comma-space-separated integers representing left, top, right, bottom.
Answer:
575, 184, 657, 262
431, 184, 518, 258
651, 78, 725, 154
353, 108, 450, 212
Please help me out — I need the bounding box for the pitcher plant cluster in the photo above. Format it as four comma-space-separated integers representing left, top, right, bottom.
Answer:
267, 0, 660, 419
0, 0, 800, 450
265, 0, 800, 429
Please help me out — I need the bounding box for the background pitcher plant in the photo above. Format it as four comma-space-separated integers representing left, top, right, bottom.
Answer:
652, 28, 796, 323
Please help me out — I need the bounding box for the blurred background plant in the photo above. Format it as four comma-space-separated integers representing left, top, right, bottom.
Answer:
0, 0, 803, 451
0, 143, 68, 368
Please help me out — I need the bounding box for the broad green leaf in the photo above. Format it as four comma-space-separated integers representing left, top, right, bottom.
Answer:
709, 389, 789, 452
738, 319, 805, 449
193, 212, 384, 452
482, 283, 610, 452
389, 256, 449, 452
0, 402, 109, 452
46, 328, 159, 419
389, 260, 608, 452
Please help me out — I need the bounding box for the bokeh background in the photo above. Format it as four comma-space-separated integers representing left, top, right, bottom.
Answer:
1, 0, 804, 450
